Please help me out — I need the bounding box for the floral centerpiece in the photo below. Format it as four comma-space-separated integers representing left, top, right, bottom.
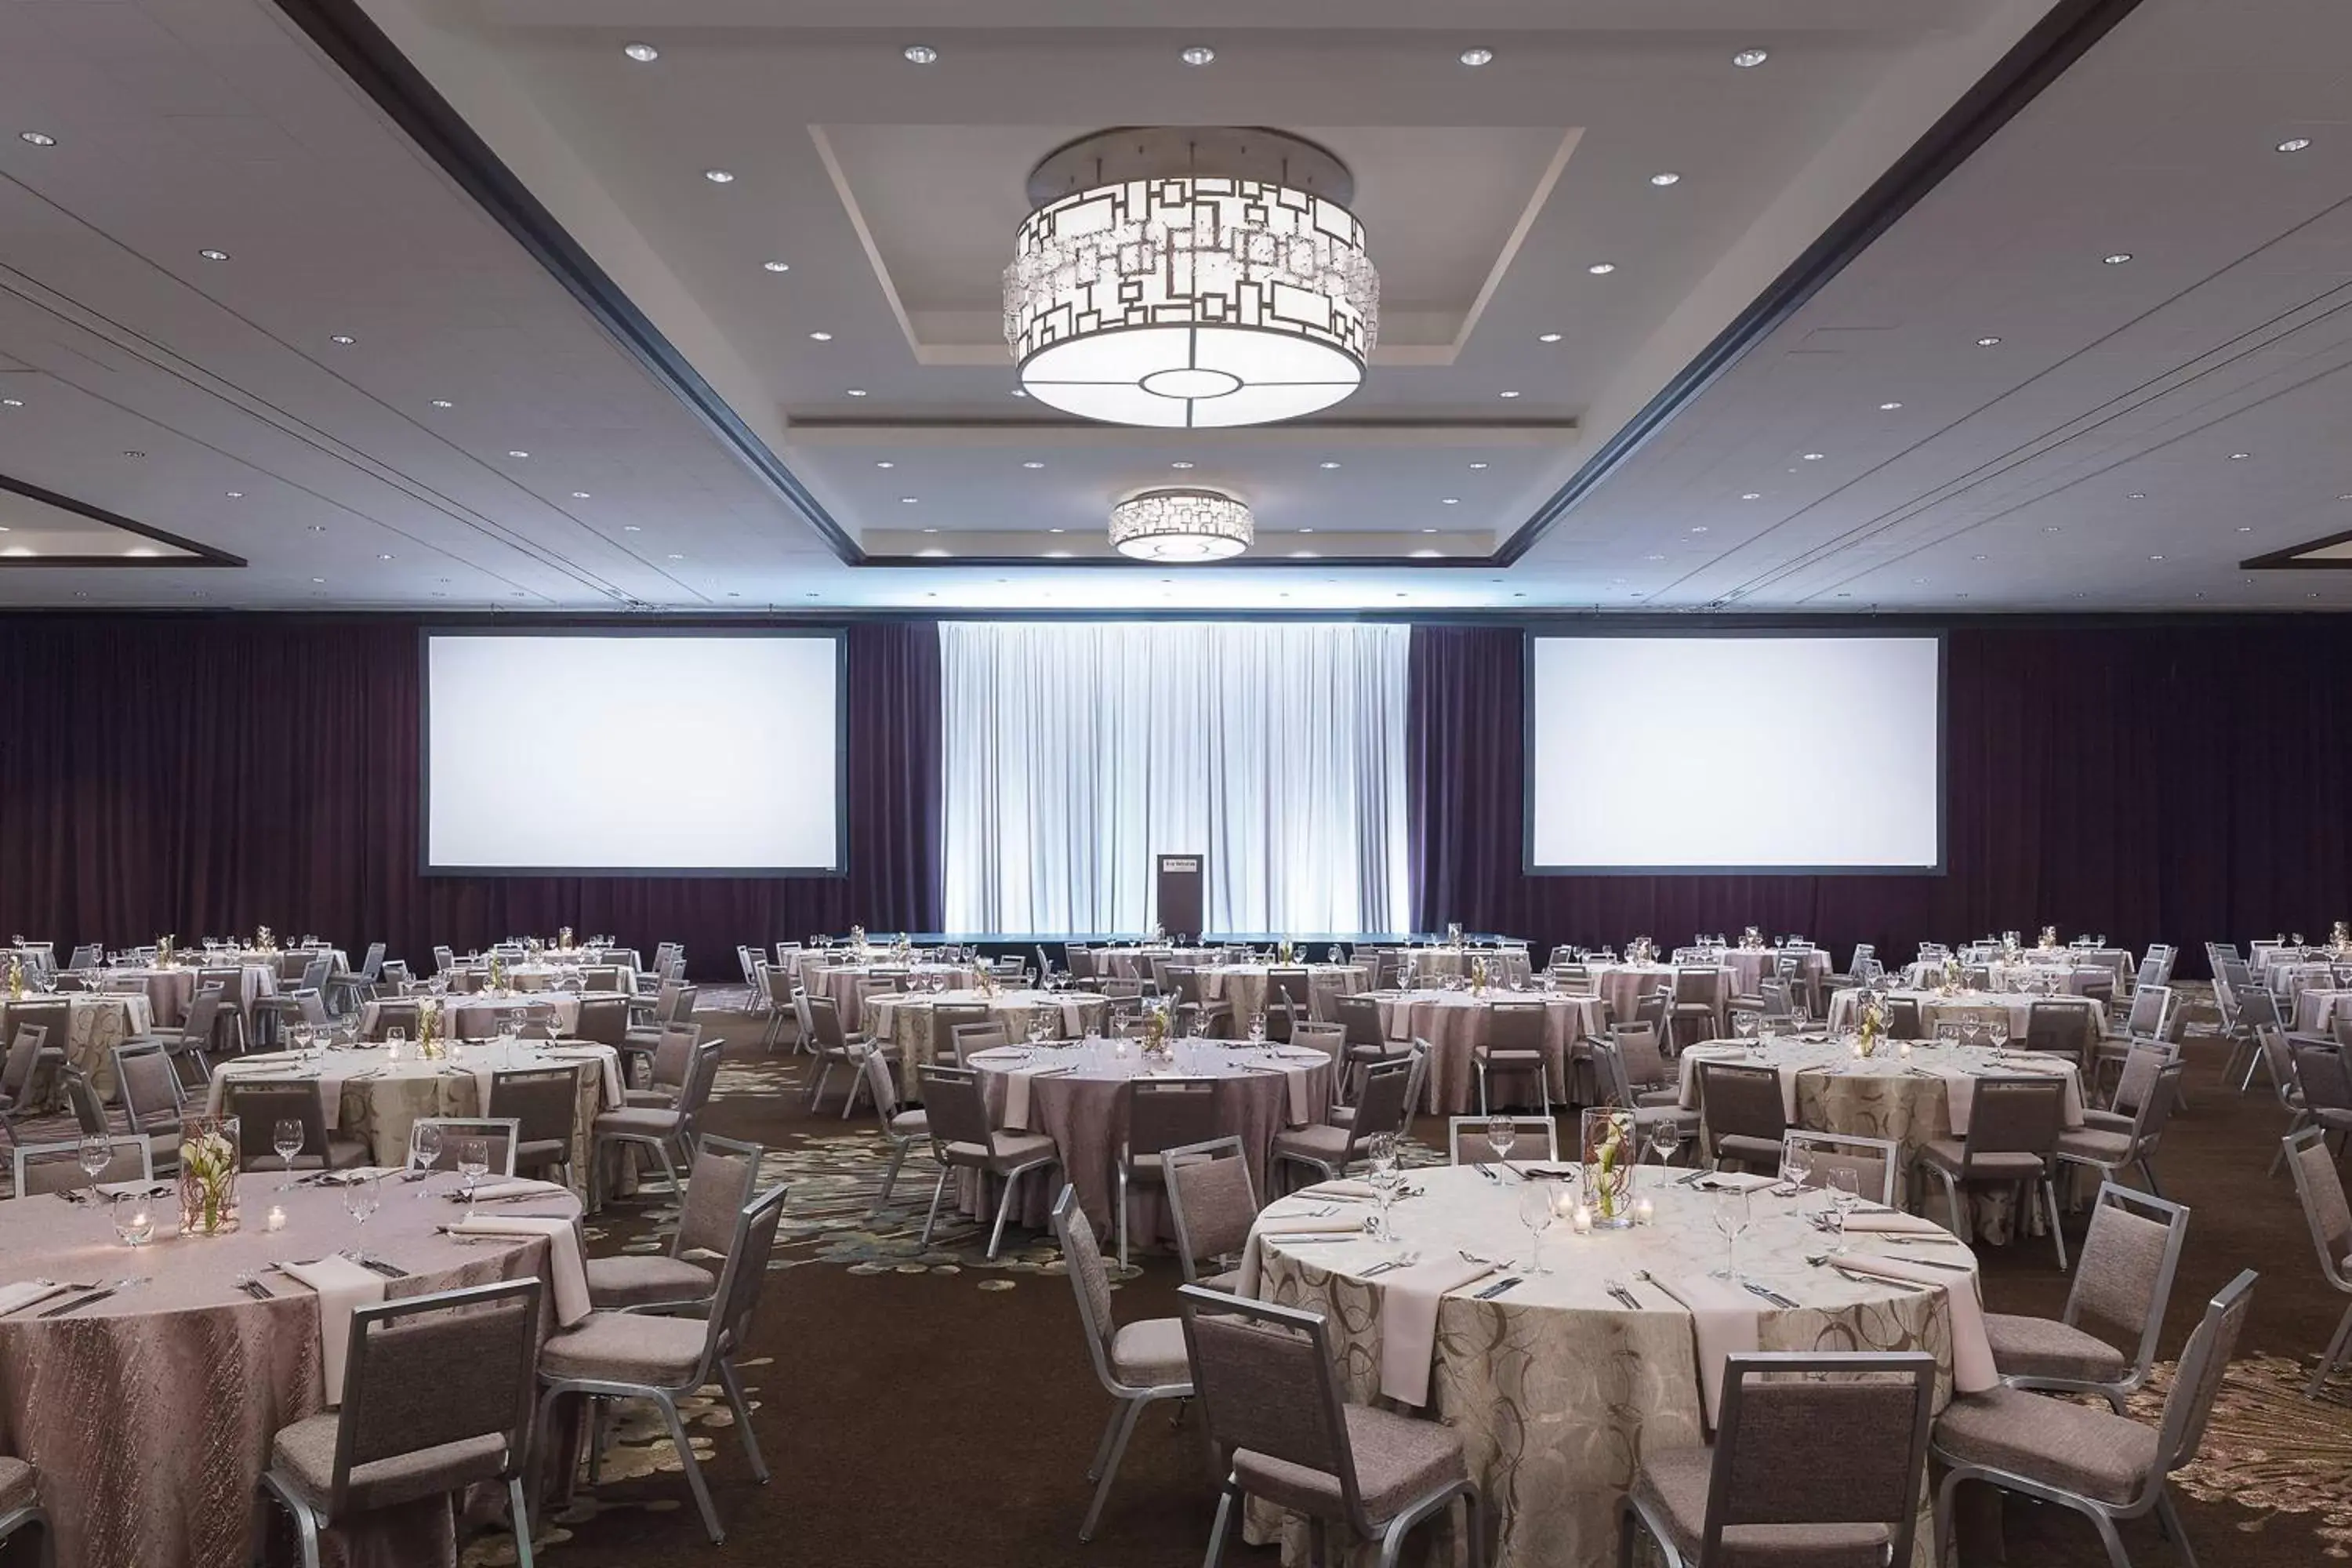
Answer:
1628, 936, 1657, 965
1276, 937, 1295, 965
1141, 1003, 1171, 1061
416, 997, 445, 1059
1740, 926, 1765, 951
557, 925, 575, 951
4, 954, 20, 1000
1940, 956, 1963, 996
179, 1115, 241, 1236
2038, 925, 2060, 952
254, 925, 278, 954
1579, 1108, 1638, 1229
1471, 955, 1490, 996
848, 924, 869, 958
158, 934, 176, 967
2331, 920, 2351, 959
1446, 922, 1465, 947
1854, 995, 1887, 1058
2002, 930, 2024, 963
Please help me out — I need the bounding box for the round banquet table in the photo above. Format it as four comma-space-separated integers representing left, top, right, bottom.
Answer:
354, 991, 630, 1040
863, 989, 1108, 1070
1399, 947, 1533, 985
205, 1040, 624, 1196
1675, 1036, 2087, 1243
1711, 946, 1830, 999
0, 992, 156, 1102
460, 958, 637, 993
1196, 962, 1370, 1023
806, 962, 979, 1031
2293, 988, 2352, 1035
1581, 961, 1733, 1025
1825, 987, 2103, 1042
1367, 989, 1608, 1112
1096, 946, 1222, 982
965, 1039, 1334, 1241
105, 962, 277, 1028
1900, 959, 2107, 995
1244, 1164, 1975, 1568
0, 1179, 579, 1568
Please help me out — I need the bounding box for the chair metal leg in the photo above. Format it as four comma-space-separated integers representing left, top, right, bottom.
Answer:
1933, 1467, 1962, 1568
2044, 1178, 2069, 1270
508, 1476, 536, 1568
918, 1164, 953, 1248
1476, 1061, 1489, 1114
717, 1357, 769, 1483
807, 1059, 833, 1111
1085, 1397, 1127, 1481
873, 1136, 910, 1214
587, 1393, 611, 1483
987, 1168, 1022, 1260
1464, 1486, 1488, 1568
2309, 1300, 2352, 1397
1080, 1396, 1145, 1541
2089, 1504, 2134, 1568
655, 1392, 726, 1544
841, 1055, 869, 1120
2138, 1156, 2162, 1198
1116, 1165, 1131, 1270
1202, 1479, 1242, 1568
2154, 1487, 2198, 1568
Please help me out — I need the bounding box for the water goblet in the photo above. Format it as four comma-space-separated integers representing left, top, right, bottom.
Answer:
456, 1138, 490, 1218
1648, 1122, 1684, 1170
1824, 1167, 1863, 1254
1710, 1188, 1752, 1282
272, 1118, 306, 1189
1733, 1011, 1761, 1051
78, 1134, 113, 1199
408, 1121, 445, 1196
113, 1190, 157, 1247
1779, 1134, 1813, 1196
343, 1171, 382, 1225
1486, 1115, 1518, 1168
1516, 1181, 1556, 1274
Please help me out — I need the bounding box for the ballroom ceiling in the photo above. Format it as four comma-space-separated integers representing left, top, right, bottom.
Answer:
0, 0, 2347, 612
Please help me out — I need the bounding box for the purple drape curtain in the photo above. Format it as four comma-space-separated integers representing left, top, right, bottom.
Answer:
0, 616, 942, 974
1409, 621, 2352, 973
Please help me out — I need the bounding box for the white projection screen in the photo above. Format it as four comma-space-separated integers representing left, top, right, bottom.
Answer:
423, 631, 844, 875
1526, 633, 1944, 873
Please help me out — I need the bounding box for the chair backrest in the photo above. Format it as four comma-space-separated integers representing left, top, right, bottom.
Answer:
2124, 982, 2171, 1039
1127, 1078, 1221, 1161
646, 1024, 699, 1092
1780, 1131, 1900, 1207
1697, 1060, 1785, 1144
356, 942, 387, 981
1176, 1287, 1370, 1529
2291, 1040, 2352, 1113
1884, 995, 1922, 1039
13, 1134, 151, 1196
113, 1044, 185, 1131
2285, 1127, 2352, 1290
1334, 993, 1385, 1047
2107, 1041, 2177, 1116
410, 1117, 521, 1177
1609, 1023, 1669, 1088
1162, 1138, 1259, 1282
677, 1134, 764, 1261
1703, 1352, 1936, 1563
1673, 966, 1720, 1004
1050, 1184, 1124, 1390
1287, 1021, 1345, 1066
699, 1183, 789, 1383
1348, 1057, 1414, 1143
2151, 1270, 2259, 1481
1, 1025, 45, 1098
1961, 1076, 2066, 1166
806, 993, 849, 1051
949, 1021, 1009, 1065
1448, 1116, 1559, 1164
1484, 1000, 1548, 1052
61, 1066, 109, 1136
364, 1000, 419, 1042
1632, 986, 1671, 1038
674, 1040, 726, 1119
489, 1068, 579, 1152
918, 1066, 992, 1149
2066, 1183, 2190, 1378
572, 996, 629, 1047
220, 1079, 330, 1167
330, 1278, 542, 1516
931, 1002, 990, 1054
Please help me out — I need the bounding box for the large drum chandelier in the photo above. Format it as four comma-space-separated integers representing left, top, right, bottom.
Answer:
1108, 489, 1254, 561
1004, 127, 1379, 429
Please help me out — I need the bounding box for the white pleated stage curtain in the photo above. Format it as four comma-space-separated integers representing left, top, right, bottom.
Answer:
940, 622, 1410, 937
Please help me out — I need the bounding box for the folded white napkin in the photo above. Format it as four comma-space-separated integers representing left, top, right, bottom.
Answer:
281, 1255, 387, 1405
1842, 1209, 1947, 1235
318, 1167, 403, 1185
448, 1214, 591, 1325
0, 1279, 71, 1316
463, 1178, 567, 1203
1690, 1171, 1778, 1194
1828, 1254, 1997, 1392
1301, 1180, 1380, 1201
1377, 1255, 1497, 1406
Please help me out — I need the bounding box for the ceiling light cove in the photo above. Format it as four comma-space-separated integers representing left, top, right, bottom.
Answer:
1180, 45, 1217, 67
1732, 49, 1769, 68
902, 45, 938, 65
1004, 128, 1378, 428
1109, 488, 1253, 562
622, 42, 659, 63
702, 169, 735, 184
1459, 48, 1494, 67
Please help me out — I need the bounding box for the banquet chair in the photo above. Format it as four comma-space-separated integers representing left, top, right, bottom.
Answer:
1824, 942, 1877, 994
434, 945, 458, 977
1665, 967, 1724, 1054
590, 1040, 723, 1207
1604, 1024, 1684, 1108
1780, 1131, 1900, 1207
1630, 986, 1672, 1044
2025, 997, 2098, 1065
861, 1051, 933, 1214
0, 1025, 57, 1148
1287, 1019, 1345, 1073
1694, 1061, 1786, 1172
1117, 1077, 1221, 1267
1886, 995, 1925, 1039
2283, 1039, 2352, 1158
111, 1043, 187, 1156
1618, 1350, 1935, 1568
1930, 1269, 2256, 1568
622, 1025, 700, 1108
757, 967, 798, 1053
586, 1134, 763, 1312
1272, 1057, 1412, 1189
217, 1080, 360, 1174
1179, 1284, 1486, 1568
2283, 1126, 2352, 1397
12, 1134, 150, 1197
1448, 1115, 1558, 1165
1473, 999, 1552, 1115
571, 996, 630, 1052
1162, 1137, 1258, 1290
490, 1068, 580, 1185
361, 1000, 419, 1043
196, 967, 251, 1056
1916, 1076, 2071, 1269
63, 944, 100, 973
1334, 993, 1403, 1103
2059, 1049, 2186, 1196
2093, 983, 2173, 1091
580, 965, 623, 994
930, 1002, 991, 1060
801, 994, 879, 1114
950, 1022, 1009, 1065
409, 1117, 519, 1177
0, 1455, 49, 1568
1051, 1186, 1196, 1541
1985, 1182, 2188, 1413
257, 1278, 542, 1568
621, 984, 695, 1076
916, 1065, 1061, 1260
1753, 979, 1800, 1025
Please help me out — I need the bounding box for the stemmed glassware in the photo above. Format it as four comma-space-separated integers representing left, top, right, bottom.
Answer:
78, 1134, 112, 1200
1733, 1011, 1761, 1053
1647, 1122, 1684, 1170
343, 1171, 381, 1225
1485, 1115, 1518, 1168
456, 1138, 490, 1219
1365, 1133, 1403, 1252
272, 1118, 305, 1189
1710, 1189, 1752, 1282
1778, 1134, 1813, 1197
1824, 1167, 1862, 1254
408, 1121, 444, 1196
1516, 1182, 1555, 1274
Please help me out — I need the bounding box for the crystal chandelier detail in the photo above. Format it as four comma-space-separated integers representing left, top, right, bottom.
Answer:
1004, 128, 1379, 429
1107, 489, 1254, 561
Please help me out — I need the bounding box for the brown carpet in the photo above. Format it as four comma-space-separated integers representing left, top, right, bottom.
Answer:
492, 1000, 2352, 1568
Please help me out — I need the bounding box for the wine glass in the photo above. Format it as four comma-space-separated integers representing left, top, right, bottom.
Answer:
1733, 1010, 1761, 1052
272, 1117, 305, 1189
1987, 1017, 2012, 1051
1247, 1011, 1267, 1046
1486, 1115, 1518, 1169
1779, 1135, 1813, 1197
1824, 1167, 1863, 1254
1648, 1121, 1684, 1170
1364, 1133, 1403, 1250
78, 1134, 112, 1199
343, 1171, 382, 1225
386, 1025, 407, 1061
1516, 1181, 1555, 1274
408, 1121, 444, 1194
456, 1138, 490, 1217
1710, 1188, 1751, 1282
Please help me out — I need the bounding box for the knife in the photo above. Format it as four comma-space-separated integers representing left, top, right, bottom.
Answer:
38, 1286, 119, 1318
1871, 1252, 1972, 1272
1472, 1275, 1523, 1299
1742, 1280, 1801, 1308
354, 1255, 409, 1279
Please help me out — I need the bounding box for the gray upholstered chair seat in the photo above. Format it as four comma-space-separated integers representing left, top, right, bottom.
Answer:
1635, 1087, 1684, 1109
1713, 1133, 1784, 1167
621, 1087, 678, 1109
1108, 1317, 1189, 1385
591, 1106, 684, 1137
887, 1108, 928, 1137
270, 1414, 509, 1517
1270, 1124, 1354, 1163
1930, 1387, 2159, 1504
1200, 1265, 1244, 1294
1983, 1312, 2129, 1385
0, 1455, 32, 1512
584, 1253, 718, 1309
944, 1130, 1057, 1166
540, 1311, 707, 1386
2053, 1127, 2135, 1163
1918, 1141, 2045, 1181
514, 1137, 568, 1170
1232, 1403, 1467, 1524
2078, 1108, 2135, 1134
1629, 1445, 1890, 1565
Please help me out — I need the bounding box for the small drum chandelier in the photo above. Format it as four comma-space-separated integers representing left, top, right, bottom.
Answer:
1107, 489, 1254, 562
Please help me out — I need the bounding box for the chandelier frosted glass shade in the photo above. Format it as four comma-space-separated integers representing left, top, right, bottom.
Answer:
1108, 489, 1254, 561
1004, 158, 1378, 428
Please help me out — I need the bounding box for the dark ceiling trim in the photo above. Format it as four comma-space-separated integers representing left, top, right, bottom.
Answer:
0, 472, 246, 568
267, 0, 862, 566
2241, 539, 2352, 569
1491, 0, 2152, 566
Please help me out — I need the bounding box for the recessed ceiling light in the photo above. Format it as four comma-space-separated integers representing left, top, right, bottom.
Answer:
1802, 452, 1825, 461
623, 524, 641, 532
2149, 554, 2165, 561
122, 450, 143, 459
1170, 460, 1195, 470
1649, 171, 1681, 187
1009, 389, 1027, 397
900, 495, 919, 503
1690, 525, 1708, 535
307, 524, 325, 533
2127, 492, 2147, 499
1459, 47, 1494, 67
226, 491, 241, 498
2042, 524, 2061, 534
1645, 554, 1664, 562
622, 42, 659, 62
2277, 137, 2312, 153
311, 577, 325, 584
1879, 401, 1904, 410
1468, 462, 1489, 470
702, 169, 735, 184
1319, 461, 1341, 470
1538, 332, 1563, 343
506, 449, 529, 459
430, 398, 452, 408
2228, 451, 2251, 460
1048, 526, 1065, 533
762, 260, 789, 273
1912, 577, 1927, 585
1022, 460, 1044, 470
1973, 554, 1987, 561
666, 553, 684, 561
2103, 252, 2133, 265
2237, 525, 2252, 532
1732, 48, 1769, 68
0, 399, 19, 408
328, 334, 354, 345
19, 132, 56, 147
845, 388, 868, 397
1421, 528, 1438, 535
1740, 492, 1762, 500
377, 553, 394, 561
571, 490, 592, 499
1180, 45, 1217, 66
1299, 528, 1316, 535
1976, 336, 2002, 347
1441, 497, 1460, 505
1587, 263, 1617, 275
875, 460, 895, 469
198, 249, 230, 262
1497, 390, 1521, 399
902, 44, 938, 64
808, 331, 833, 342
